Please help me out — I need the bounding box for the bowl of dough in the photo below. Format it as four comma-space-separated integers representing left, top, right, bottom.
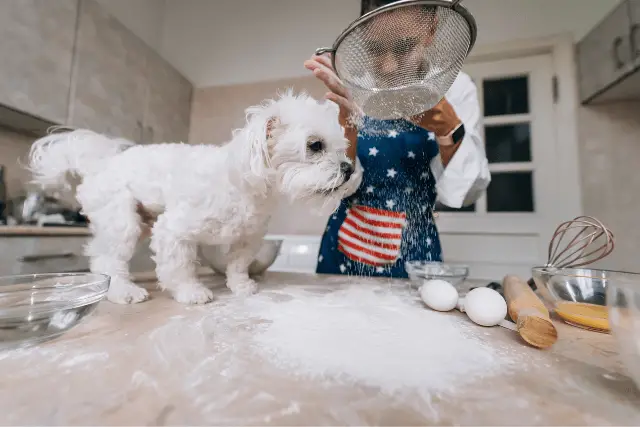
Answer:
531, 266, 610, 332
405, 261, 470, 291
198, 237, 283, 276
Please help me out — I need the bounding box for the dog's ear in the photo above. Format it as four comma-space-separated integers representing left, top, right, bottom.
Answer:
237, 108, 279, 194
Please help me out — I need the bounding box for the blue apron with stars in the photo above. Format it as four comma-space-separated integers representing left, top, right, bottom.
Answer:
316, 117, 443, 278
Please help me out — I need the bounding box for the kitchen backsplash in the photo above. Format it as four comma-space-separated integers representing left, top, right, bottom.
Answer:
0, 126, 80, 209
0, 126, 33, 200
578, 101, 640, 272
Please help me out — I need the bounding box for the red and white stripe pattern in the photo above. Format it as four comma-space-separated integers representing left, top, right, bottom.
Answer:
338, 205, 406, 267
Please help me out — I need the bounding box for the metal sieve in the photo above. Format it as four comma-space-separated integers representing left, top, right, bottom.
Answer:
315, 0, 477, 120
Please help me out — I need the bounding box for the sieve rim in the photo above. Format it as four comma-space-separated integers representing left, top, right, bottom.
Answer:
315, 0, 477, 64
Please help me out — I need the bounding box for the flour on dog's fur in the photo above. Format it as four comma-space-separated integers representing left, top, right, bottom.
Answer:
247, 285, 516, 395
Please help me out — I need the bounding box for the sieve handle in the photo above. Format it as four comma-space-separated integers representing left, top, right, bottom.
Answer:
315, 47, 336, 56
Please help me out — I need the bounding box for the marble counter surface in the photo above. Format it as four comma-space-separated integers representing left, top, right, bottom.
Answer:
0, 272, 638, 426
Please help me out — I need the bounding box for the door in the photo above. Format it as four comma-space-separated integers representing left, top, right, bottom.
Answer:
435, 54, 566, 280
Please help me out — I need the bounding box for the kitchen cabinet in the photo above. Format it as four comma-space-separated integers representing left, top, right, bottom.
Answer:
0, 0, 77, 124
577, 0, 640, 104
631, 0, 640, 68
68, 0, 148, 143
142, 51, 193, 144
0, 233, 157, 276
69, 0, 192, 145
0, 235, 89, 276
0, 0, 193, 142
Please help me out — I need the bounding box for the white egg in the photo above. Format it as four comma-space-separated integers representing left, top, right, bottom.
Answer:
463, 287, 507, 327
419, 279, 459, 312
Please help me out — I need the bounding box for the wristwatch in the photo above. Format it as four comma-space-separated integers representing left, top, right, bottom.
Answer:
435, 122, 465, 147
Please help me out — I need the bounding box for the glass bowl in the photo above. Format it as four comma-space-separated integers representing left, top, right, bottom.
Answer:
0, 272, 110, 350
606, 271, 640, 390
531, 267, 611, 332
405, 261, 470, 291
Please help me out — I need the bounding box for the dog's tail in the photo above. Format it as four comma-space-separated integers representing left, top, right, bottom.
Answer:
28, 127, 135, 190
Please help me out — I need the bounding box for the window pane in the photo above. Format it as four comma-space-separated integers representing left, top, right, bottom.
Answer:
485, 123, 531, 163
435, 201, 476, 212
487, 172, 534, 212
483, 76, 529, 116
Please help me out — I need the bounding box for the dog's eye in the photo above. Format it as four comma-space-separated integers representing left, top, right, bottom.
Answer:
309, 140, 324, 152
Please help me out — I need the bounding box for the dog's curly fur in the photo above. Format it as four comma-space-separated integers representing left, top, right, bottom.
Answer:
27, 91, 359, 305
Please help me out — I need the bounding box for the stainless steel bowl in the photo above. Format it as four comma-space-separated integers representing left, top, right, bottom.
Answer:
198, 238, 283, 276
405, 261, 470, 292
0, 272, 110, 350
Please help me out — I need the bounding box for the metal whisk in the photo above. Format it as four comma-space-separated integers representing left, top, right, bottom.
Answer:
546, 215, 614, 269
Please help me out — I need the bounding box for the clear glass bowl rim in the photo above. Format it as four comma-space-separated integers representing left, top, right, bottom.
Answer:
532, 266, 640, 288
0, 272, 110, 296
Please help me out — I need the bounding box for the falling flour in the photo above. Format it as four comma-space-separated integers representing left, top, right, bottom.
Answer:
247, 285, 518, 395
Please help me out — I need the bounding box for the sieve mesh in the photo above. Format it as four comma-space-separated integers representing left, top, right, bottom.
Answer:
328, 2, 474, 120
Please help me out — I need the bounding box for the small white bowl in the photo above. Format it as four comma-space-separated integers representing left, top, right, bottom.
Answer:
405, 261, 470, 291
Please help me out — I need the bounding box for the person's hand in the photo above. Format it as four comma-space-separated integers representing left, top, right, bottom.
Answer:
410, 97, 461, 138
304, 54, 360, 128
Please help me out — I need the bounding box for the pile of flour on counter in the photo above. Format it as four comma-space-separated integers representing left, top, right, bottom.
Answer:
248, 285, 519, 395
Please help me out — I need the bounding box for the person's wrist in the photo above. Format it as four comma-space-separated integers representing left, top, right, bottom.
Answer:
339, 109, 359, 130
435, 120, 463, 146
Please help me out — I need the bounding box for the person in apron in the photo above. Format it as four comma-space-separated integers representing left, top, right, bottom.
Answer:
303, 5, 490, 278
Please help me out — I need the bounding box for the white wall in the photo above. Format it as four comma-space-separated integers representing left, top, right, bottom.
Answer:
161, 0, 360, 87
95, 0, 620, 87
158, 0, 621, 87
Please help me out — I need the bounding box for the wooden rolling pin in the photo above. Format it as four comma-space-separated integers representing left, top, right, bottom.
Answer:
502, 275, 558, 349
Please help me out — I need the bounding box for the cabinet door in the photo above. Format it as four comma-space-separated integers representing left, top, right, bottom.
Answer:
143, 51, 193, 144
68, 0, 147, 142
630, 0, 640, 68
0, 0, 77, 124
577, 1, 633, 103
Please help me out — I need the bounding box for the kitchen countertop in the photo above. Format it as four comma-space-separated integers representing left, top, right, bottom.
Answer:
0, 272, 639, 425
0, 225, 91, 236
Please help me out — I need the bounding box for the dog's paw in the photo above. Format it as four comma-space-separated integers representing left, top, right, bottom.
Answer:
227, 277, 258, 297
172, 282, 214, 305
108, 282, 150, 304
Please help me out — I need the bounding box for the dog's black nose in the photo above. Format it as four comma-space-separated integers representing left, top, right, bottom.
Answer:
340, 162, 354, 181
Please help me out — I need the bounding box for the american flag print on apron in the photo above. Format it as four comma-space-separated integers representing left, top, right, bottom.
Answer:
315, 116, 443, 278
337, 205, 407, 266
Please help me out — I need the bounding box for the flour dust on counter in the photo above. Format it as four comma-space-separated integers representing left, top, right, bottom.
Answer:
245, 285, 517, 395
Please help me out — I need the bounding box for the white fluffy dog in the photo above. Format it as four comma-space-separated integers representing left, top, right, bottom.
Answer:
27, 91, 358, 305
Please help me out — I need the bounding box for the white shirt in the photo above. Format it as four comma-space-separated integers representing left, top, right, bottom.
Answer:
342, 71, 491, 209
